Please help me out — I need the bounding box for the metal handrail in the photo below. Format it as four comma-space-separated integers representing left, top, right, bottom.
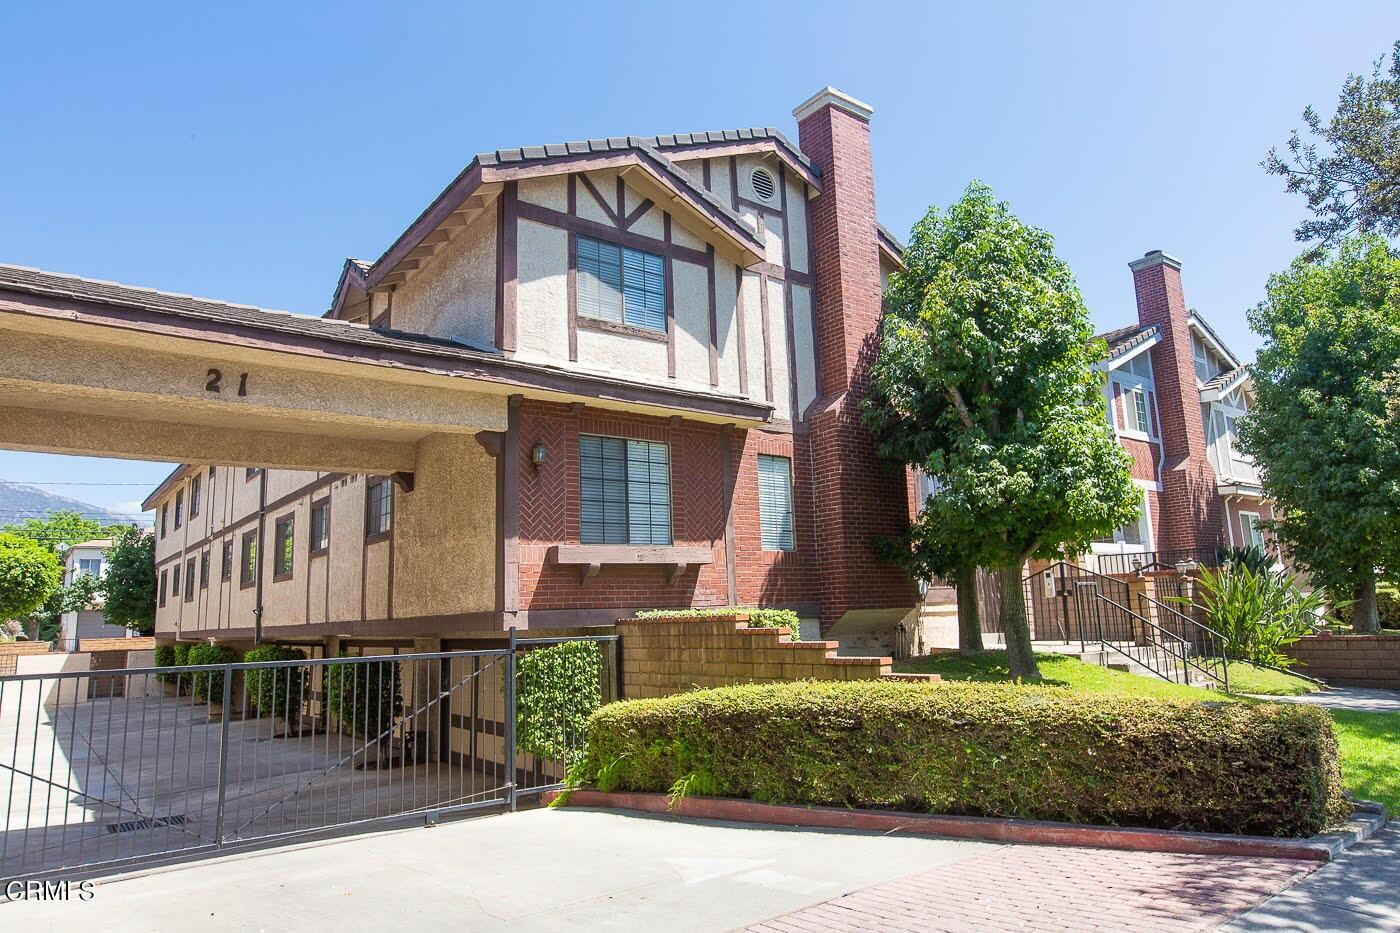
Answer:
1136, 592, 1230, 692
1091, 593, 1197, 685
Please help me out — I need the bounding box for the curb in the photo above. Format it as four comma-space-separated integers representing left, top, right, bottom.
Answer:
550, 791, 1387, 863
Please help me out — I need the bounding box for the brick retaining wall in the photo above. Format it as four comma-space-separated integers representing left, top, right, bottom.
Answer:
1284, 634, 1400, 689
617, 613, 936, 699
0, 641, 52, 676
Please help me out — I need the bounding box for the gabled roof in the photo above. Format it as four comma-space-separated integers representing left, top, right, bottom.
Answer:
326, 257, 370, 320
368, 134, 791, 291
644, 128, 819, 190
1096, 323, 1161, 363
1186, 311, 1241, 371
1200, 365, 1251, 402
876, 222, 905, 268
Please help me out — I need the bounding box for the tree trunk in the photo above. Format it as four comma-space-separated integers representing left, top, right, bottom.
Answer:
955, 566, 985, 655
1353, 575, 1380, 634
997, 564, 1041, 681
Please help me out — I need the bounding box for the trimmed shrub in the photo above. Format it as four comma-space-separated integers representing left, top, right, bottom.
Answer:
172, 643, 191, 666
243, 645, 308, 720
187, 643, 240, 704
154, 643, 177, 684
575, 680, 1348, 837
635, 606, 802, 640
1379, 583, 1399, 630
325, 655, 401, 737
516, 641, 602, 766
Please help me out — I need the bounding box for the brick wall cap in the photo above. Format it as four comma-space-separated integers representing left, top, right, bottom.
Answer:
793, 86, 874, 123
1128, 249, 1183, 273
619, 613, 751, 625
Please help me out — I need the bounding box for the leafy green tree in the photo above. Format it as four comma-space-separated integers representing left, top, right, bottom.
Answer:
0, 532, 63, 621
1, 510, 110, 554
1239, 237, 1400, 632
100, 526, 156, 635
27, 572, 102, 643
866, 182, 1141, 679
1265, 41, 1400, 248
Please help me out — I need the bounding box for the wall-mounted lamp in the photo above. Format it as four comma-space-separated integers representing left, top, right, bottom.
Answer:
531, 442, 547, 471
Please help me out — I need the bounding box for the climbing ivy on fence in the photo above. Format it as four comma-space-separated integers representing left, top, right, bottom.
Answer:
515, 641, 602, 766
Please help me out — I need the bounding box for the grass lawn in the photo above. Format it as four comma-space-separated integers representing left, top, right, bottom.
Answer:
894, 650, 1396, 813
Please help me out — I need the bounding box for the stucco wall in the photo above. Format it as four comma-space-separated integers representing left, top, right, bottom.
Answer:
392, 433, 497, 618
392, 204, 497, 349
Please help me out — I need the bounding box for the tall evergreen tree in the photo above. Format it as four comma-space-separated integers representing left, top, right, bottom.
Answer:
1240, 237, 1400, 632
867, 183, 1140, 679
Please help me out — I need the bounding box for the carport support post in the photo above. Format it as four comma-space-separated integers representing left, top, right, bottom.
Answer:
505, 627, 517, 811
213, 662, 234, 845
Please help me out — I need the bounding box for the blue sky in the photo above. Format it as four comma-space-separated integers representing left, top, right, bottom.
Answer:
1, 1, 1395, 516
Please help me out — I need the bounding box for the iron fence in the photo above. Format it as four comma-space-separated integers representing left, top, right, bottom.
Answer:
0, 634, 618, 884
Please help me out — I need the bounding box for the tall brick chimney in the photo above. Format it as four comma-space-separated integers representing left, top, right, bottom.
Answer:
1129, 250, 1222, 558
795, 87, 917, 633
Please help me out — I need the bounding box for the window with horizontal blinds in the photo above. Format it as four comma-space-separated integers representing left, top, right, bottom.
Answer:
579, 434, 672, 545
758, 454, 795, 551
577, 235, 665, 332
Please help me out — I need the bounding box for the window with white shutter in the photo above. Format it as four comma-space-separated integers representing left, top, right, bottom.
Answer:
758, 454, 795, 551
579, 434, 672, 545
577, 235, 665, 332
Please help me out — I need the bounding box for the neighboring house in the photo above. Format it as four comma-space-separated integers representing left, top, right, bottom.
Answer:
1090, 251, 1271, 575
145, 87, 920, 653
58, 539, 130, 646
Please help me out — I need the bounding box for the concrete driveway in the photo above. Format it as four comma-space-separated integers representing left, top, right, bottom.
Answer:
2, 808, 1325, 931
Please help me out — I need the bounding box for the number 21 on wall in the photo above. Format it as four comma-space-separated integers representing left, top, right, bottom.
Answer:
205, 369, 249, 397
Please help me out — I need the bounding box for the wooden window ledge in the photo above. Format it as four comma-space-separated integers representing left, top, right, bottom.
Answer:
549, 544, 714, 586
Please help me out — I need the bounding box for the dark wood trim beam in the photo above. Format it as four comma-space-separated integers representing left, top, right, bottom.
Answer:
759, 271, 774, 404
578, 173, 621, 227
706, 245, 719, 386
664, 213, 676, 379
567, 232, 579, 361
735, 266, 749, 397
502, 396, 521, 621
515, 200, 708, 267
748, 262, 811, 287
495, 181, 518, 353
620, 197, 654, 231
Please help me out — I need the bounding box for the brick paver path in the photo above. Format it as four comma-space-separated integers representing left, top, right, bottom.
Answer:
747, 843, 1314, 932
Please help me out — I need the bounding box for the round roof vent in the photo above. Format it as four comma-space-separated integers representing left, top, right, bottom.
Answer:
750, 166, 777, 202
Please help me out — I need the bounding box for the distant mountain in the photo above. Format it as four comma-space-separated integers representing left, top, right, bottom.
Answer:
0, 481, 138, 528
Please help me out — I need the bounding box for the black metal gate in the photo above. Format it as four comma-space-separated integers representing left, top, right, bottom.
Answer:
0, 635, 617, 883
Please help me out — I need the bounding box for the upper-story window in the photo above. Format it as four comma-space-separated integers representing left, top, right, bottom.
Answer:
1206, 395, 1259, 483
274, 514, 295, 580
577, 236, 666, 332
1110, 352, 1157, 440
160, 502, 168, 538
174, 489, 184, 529
189, 474, 201, 519
579, 434, 672, 545
77, 558, 103, 578
310, 500, 330, 555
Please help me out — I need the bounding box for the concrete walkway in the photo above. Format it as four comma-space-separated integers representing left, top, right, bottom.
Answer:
1248, 686, 1400, 714
2, 809, 1328, 931
1226, 826, 1400, 931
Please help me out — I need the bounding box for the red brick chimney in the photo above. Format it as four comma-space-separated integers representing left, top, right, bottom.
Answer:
1129, 250, 1222, 558
795, 87, 917, 632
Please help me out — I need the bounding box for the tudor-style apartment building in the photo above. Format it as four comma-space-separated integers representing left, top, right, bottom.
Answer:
1089, 250, 1271, 575
147, 87, 920, 651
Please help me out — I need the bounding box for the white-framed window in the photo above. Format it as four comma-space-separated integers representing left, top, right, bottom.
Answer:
1207, 405, 1260, 483
77, 558, 103, 578
1109, 353, 1157, 440
1240, 511, 1265, 550
1092, 493, 1153, 552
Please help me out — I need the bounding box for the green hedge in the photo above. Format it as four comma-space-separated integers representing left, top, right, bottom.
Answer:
516, 641, 602, 766
187, 644, 240, 703
634, 606, 802, 640
574, 680, 1348, 837
243, 645, 308, 720
154, 644, 177, 684
325, 655, 401, 737
1379, 583, 1399, 630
